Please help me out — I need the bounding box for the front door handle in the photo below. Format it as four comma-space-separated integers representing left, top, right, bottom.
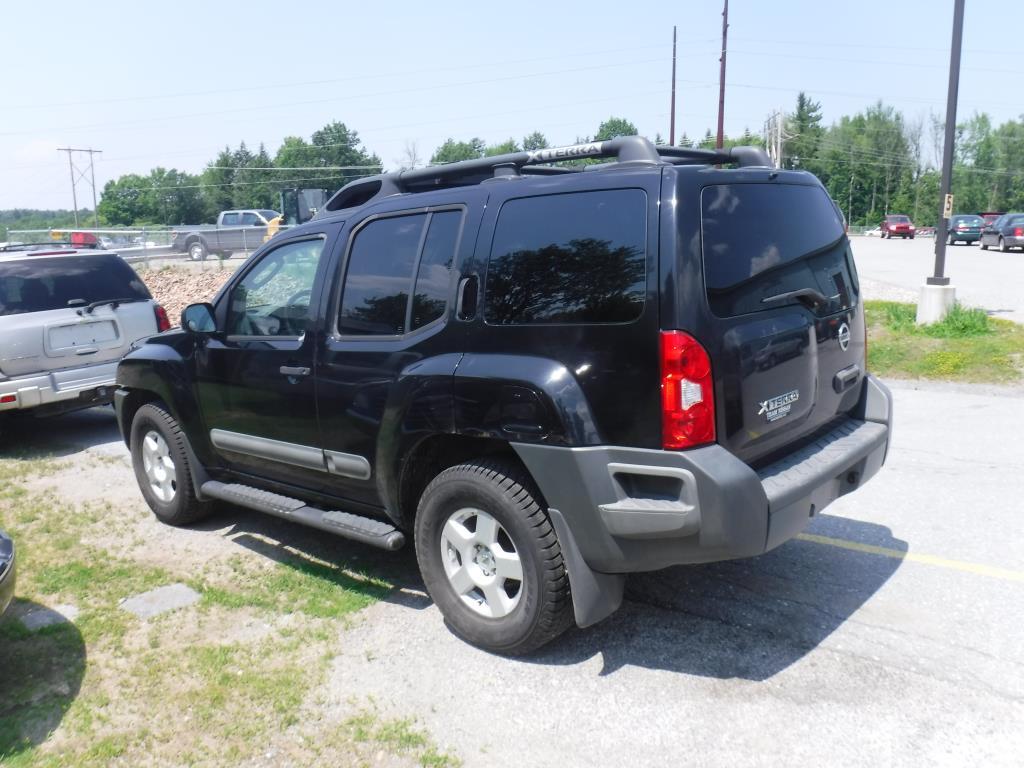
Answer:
279, 365, 311, 377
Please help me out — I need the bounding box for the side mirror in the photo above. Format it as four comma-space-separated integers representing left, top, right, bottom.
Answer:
182, 302, 216, 334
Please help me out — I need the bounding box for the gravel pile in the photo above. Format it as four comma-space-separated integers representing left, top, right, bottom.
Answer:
141, 268, 233, 323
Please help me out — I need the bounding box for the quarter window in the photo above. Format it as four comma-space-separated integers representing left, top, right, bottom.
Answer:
226, 238, 325, 337
484, 190, 647, 325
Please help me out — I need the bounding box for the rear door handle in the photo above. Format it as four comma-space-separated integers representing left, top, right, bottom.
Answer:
833, 364, 861, 393
279, 365, 311, 377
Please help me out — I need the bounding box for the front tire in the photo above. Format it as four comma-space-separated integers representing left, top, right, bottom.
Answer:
130, 403, 212, 526
414, 460, 573, 655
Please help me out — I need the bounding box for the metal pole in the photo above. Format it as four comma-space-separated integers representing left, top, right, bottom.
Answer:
88, 149, 101, 228
669, 26, 677, 145
716, 0, 729, 149
929, 0, 965, 287
60, 148, 79, 226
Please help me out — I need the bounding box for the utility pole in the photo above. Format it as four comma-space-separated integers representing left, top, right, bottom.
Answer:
57, 148, 103, 229
716, 0, 729, 149
669, 25, 677, 145
917, 0, 964, 324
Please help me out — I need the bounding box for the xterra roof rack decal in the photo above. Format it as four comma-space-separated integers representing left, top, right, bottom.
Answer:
323, 135, 772, 213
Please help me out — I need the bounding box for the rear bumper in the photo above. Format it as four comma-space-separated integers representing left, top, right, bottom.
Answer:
951, 232, 981, 241
0, 530, 15, 616
513, 375, 892, 575
0, 362, 118, 415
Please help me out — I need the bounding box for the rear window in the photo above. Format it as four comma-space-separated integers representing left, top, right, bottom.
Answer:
701, 183, 853, 318
484, 189, 647, 325
0, 255, 151, 316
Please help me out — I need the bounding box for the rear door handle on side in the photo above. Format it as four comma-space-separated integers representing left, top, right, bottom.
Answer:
279, 365, 311, 377
456, 275, 479, 321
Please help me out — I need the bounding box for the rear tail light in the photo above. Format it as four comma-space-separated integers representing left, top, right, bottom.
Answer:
1015, 228, 1023, 237
660, 331, 716, 450
154, 304, 171, 332
0, 394, 16, 404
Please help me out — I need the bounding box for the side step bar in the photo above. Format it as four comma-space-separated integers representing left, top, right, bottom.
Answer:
201, 481, 405, 551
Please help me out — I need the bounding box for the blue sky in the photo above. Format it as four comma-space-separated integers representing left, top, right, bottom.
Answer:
1, 0, 1018, 209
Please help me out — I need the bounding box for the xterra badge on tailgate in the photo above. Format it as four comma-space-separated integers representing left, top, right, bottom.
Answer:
758, 389, 800, 422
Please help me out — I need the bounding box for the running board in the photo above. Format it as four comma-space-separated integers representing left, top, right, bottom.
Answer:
201, 481, 405, 551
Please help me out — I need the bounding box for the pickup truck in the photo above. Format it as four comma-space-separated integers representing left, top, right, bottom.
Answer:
170, 209, 280, 261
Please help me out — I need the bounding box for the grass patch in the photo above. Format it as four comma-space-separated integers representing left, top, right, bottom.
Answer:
344, 708, 461, 768
866, 301, 1024, 383
199, 553, 391, 619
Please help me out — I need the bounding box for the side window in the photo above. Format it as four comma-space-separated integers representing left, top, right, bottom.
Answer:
411, 211, 461, 330
226, 238, 325, 337
240, 212, 260, 226
221, 212, 240, 226
339, 214, 426, 336
484, 190, 647, 325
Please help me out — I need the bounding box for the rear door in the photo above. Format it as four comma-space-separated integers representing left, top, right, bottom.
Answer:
694, 180, 864, 464
0, 254, 154, 377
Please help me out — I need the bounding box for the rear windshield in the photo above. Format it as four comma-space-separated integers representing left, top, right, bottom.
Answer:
701, 183, 855, 318
954, 216, 983, 225
0, 255, 151, 316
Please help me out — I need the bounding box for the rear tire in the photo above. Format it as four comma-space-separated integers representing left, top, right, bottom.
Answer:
1000, 237, 1009, 253
188, 241, 207, 261
130, 403, 212, 526
414, 459, 573, 655
981, 241, 989, 250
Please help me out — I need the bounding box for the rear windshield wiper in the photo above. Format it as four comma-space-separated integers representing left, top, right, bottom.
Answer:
760, 287, 834, 310
75, 297, 147, 315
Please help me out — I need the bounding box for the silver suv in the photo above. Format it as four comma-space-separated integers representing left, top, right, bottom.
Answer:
0, 247, 168, 430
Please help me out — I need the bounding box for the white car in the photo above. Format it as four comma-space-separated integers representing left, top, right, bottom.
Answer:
864, 226, 882, 237
0, 246, 169, 434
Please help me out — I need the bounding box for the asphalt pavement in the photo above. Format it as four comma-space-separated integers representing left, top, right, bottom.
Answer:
850, 235, 1024, 323
324, 378, 1024, 767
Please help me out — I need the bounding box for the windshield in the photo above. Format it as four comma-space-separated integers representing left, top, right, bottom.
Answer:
887, 215, 911, 223
0, 255, 151, 316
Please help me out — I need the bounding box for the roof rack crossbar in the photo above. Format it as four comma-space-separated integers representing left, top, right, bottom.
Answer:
322, 137, 773, 213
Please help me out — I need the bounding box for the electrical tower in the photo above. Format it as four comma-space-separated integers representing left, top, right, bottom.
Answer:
762, 111, 794, 169
57, 147, 102, 227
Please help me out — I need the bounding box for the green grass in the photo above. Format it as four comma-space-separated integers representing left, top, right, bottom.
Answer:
343, 708, 461, 768
0, 446, 408, 766
866, 301, 1024, 383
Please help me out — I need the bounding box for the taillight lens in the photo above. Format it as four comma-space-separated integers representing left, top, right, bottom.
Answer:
154, 304, 171, 332
1015, 228, 1023, 237
660, 331, 715, 450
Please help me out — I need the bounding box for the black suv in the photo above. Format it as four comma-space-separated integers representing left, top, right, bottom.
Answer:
116, 136, 892, 654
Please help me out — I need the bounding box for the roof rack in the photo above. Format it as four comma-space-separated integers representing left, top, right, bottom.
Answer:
323, 136, 772, 213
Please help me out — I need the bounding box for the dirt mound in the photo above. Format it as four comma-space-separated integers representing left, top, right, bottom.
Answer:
141, 267, 233, 323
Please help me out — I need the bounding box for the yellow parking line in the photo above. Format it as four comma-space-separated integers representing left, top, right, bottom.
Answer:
796, 533, 1024, 584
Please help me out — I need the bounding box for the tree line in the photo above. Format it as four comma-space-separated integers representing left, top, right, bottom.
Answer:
11, 101, 1024, 231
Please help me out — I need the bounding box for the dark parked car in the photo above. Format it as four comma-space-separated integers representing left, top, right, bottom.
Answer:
115, 136, 892, 654
979, 211, 1004, 226
947, 214, 984, 245
980, 213, 1024, 252
0, 529, 15, 616
881, 214, 915, 239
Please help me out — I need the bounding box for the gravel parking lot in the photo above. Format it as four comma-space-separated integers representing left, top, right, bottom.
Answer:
3, 376, 1021, 766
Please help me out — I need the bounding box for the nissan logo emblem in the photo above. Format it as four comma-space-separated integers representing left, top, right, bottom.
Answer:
837, 322, 851, 351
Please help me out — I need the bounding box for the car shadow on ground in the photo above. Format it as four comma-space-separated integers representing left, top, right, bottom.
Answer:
197, 504, 904, 682
0, 601, 87, 759
529, 513, 906, 680
0, 407, 123, 460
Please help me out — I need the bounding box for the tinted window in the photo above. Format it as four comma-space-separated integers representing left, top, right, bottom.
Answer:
0, 255, 150, 316
339, 214, 426, 336
226, 238, 324, 336
221, 212, 240, 225
412, 210, 461, 331
240, 212, 260, 226
485, 190, 647, 325
258, 210, 280, 221
702, 184, 851, 317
